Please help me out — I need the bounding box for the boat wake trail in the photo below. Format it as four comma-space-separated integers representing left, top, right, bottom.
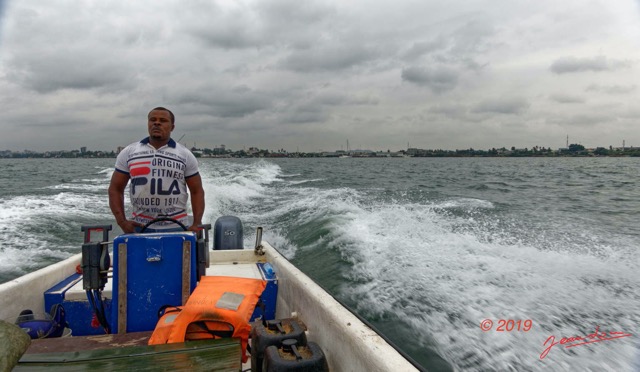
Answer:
0, 166, 114, 283
206, 160, 639, 372
309, 197, 638, 371
2, 158, 637, 371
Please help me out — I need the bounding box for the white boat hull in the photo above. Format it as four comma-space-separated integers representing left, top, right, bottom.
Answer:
0, 242, 420, 371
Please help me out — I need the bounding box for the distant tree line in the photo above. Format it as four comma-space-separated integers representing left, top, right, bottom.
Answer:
2, 143, 640, 158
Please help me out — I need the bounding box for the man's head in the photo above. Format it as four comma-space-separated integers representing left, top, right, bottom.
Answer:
149, 107, 175, 124
147, 107, 175, 145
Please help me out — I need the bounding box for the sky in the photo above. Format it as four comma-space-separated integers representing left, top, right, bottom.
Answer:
1, 0, 639, 153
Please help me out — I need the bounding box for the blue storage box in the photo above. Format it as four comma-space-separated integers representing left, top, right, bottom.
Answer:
44, 272, 113, 336
111, 232, 198, 334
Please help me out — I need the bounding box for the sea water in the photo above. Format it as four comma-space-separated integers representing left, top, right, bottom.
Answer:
0, 157, 638, 371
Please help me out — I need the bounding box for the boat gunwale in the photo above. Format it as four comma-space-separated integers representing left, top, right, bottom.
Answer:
260, 242, 424, 372
1, 242, 425, 371
0, 253, 82, 323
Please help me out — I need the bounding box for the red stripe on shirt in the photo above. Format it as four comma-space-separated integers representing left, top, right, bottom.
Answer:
130, 161, 151, 167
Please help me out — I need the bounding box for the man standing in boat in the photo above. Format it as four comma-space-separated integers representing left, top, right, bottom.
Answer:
108, 107, 205, 233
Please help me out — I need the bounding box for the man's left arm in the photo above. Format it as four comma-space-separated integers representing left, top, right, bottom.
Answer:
186, 174, 205, 232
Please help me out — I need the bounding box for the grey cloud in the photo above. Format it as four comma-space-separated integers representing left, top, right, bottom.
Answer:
402, 38, 447, 60
565, 113, 615, 126
255, 0, 337, 51
348, 93, 380, 105
281, 45, 379, 72
304, 91, 379, 107
586, 84, 636, 94
256, 0, 336, 26
312, 92, 348, 106
473, 97, 529, 114
281, 103, 329, 124
7, 54, 134, 93
10, 115, 86, 129
189, 26, 261, 50
1, 1, 639, 152
179, 1, 261, 49
545, 112, 616, 127
401, 66, 459, 93
401, 17, 494, 70
450, 18, 497, 55
185, 0, 336, 50
550, 56, 631, 74
429, 103, 469, 119
549, 94, 585, 104
176, 86, 272, 118
1, 5, 138, 93
619, 107, 640, 119
277, 90, 361, 124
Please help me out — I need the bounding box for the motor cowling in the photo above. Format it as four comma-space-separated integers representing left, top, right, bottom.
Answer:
213, 216, 243, 250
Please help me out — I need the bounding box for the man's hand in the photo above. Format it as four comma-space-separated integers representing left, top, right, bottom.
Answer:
118, 219, 144, 233
186, 174, 205, 235
187, 224, 202, 234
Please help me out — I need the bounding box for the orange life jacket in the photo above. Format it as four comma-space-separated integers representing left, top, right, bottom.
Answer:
148, 276, 266, 363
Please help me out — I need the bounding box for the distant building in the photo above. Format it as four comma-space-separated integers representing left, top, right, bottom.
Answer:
80, 147, 87, 154
213, 144, 226, 155
321, 151, 339, 157
406, 148, 419, 156
351, 149, 374, 157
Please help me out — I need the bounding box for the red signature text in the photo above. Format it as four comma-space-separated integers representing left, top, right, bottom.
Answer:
540, 326, 632, 359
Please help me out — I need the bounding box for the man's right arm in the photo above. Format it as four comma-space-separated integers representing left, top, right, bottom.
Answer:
108, 171, 141, 233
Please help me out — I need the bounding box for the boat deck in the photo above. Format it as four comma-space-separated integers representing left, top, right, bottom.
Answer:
18, 332, 241, 371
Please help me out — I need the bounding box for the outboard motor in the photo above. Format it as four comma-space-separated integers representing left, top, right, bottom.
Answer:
213, 216, 243, 250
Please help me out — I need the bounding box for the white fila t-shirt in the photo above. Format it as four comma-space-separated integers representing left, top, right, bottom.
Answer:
115, 137, 200, 229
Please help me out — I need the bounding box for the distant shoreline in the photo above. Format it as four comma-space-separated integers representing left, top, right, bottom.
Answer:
1, 144, 638, 159
1, 154, 638, 159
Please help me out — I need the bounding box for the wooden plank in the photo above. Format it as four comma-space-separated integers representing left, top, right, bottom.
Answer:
25, 331, 153, 354
17, 337, 241, 372
182, 241, 191, 305
117, 243, 127, 334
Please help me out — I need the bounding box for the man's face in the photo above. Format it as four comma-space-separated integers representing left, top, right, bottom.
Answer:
147, 110, 174, 142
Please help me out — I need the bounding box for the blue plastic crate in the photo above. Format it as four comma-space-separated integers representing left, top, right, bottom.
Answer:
111, 232, 198, 333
